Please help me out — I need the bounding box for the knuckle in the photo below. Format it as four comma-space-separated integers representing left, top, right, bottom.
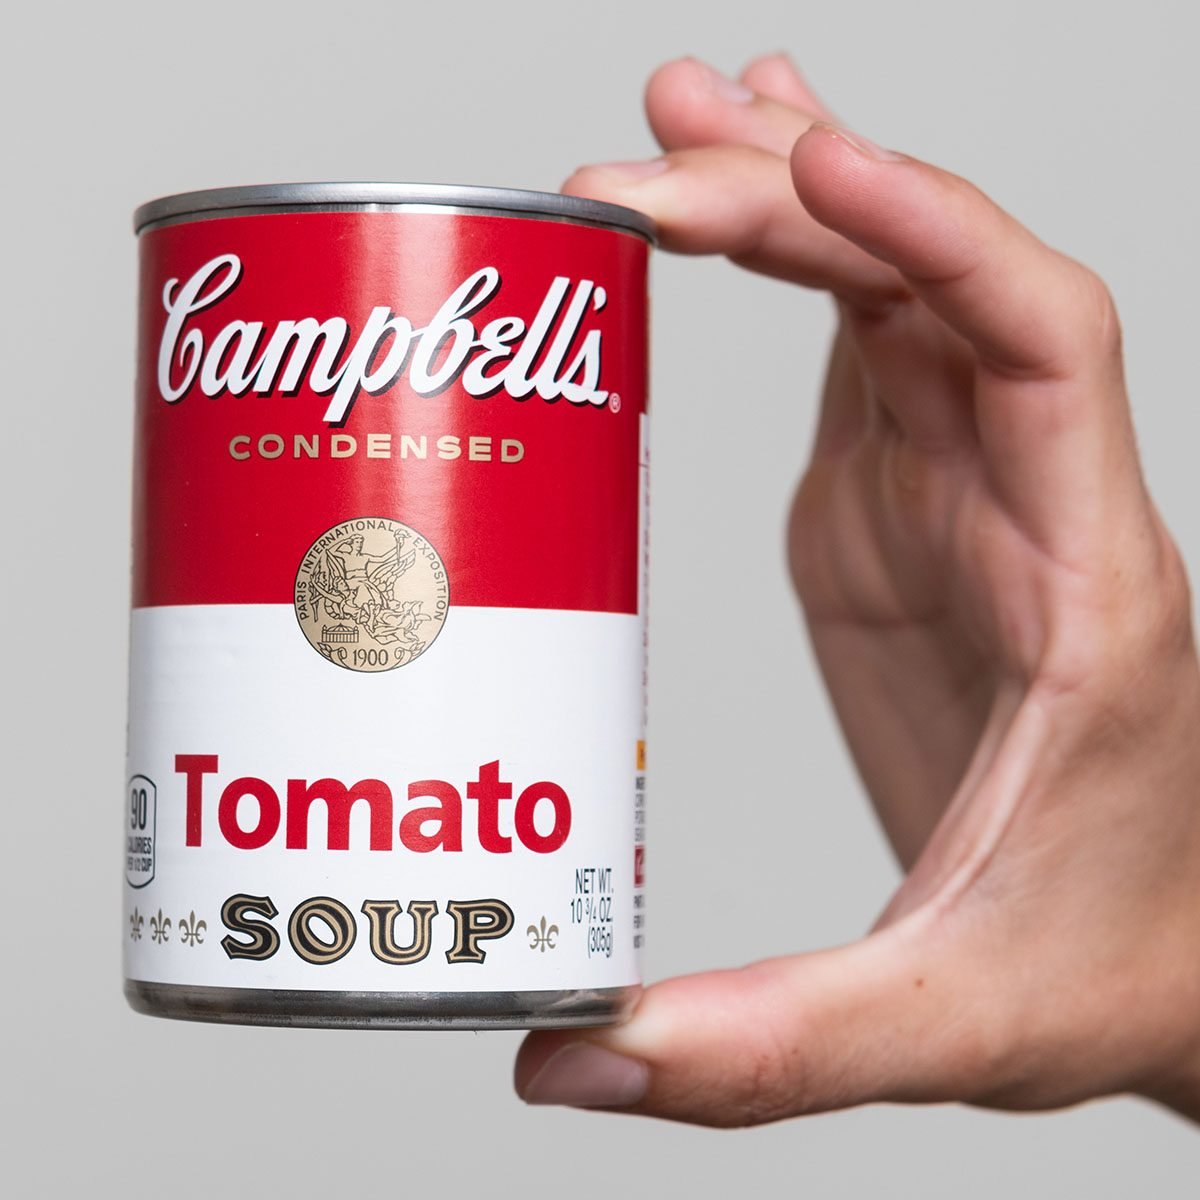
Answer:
712, 966, 818, 1128
1115, 523, 1194, 665
1160, 530, 1194, 622
724, 1041, 806, 1128
952, 1000, 1039, 1102
1140, 531, 1196, 665
706, 1059, 794, 1128
1041, 523, 1196, 712
787, 469, 826, 600
1071, 264, 1123, 359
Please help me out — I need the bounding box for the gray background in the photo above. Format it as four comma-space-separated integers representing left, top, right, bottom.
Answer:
4, 0, 1198, 1194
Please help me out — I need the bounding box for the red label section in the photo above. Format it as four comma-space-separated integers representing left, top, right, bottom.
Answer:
133, 211, 648, 613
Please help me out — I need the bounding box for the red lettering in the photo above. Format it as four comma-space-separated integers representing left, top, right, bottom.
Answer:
285, 778, 393, 850
467, 760, 512, 854
514, 782, 571, 853
218, 777, 281, 850
175, 754, 219, 846
400, 781, 463, 852
178, 755, 571, 854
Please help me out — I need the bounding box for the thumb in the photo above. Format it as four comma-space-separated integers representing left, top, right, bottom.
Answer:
515, 920, 1004, 1126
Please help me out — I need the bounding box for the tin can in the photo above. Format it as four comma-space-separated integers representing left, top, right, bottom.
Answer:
124, 183, 652, 1029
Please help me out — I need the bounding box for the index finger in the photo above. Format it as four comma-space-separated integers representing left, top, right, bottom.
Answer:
791, 124, 1123, 385
790, 124, 1141, 555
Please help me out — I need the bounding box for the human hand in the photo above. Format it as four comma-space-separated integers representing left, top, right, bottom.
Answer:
514, 55, 1200, 1125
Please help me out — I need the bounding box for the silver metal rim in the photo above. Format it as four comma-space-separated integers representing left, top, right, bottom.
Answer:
125, 980, 641, 1031
134, 182, 656, 243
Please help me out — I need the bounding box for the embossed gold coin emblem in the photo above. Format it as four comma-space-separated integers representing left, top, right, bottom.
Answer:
293, 517, 449, 672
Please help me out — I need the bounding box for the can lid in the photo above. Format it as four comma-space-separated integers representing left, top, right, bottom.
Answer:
133, 181, 657, 242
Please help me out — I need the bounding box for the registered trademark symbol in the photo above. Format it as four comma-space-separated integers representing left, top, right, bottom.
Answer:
609, 393, 621, 414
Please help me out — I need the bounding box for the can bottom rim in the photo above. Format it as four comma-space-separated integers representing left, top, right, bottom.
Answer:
125, 980, 641, 1031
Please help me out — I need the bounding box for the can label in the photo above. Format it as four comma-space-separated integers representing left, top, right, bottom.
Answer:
125, 210, 648, 993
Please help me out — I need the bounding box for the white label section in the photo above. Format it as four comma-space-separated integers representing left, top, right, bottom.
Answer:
124, 605, 642, 992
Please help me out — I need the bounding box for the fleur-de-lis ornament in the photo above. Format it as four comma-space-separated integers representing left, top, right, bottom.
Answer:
129, 908, 144, 941
527, 915, 559, 953
179, 910, 207, 947
150, 909, 171, 944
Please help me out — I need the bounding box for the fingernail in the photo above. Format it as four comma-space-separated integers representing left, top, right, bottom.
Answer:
589, 158, 671, 182
520, 1042, 650, 1108
812, 121, 905, 163
692, 58, 755, 104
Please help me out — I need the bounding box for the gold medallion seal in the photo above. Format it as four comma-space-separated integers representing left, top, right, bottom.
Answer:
293, 517, 449, 672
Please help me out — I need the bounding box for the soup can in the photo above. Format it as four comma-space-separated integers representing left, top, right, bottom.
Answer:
124, 183, 652, 1028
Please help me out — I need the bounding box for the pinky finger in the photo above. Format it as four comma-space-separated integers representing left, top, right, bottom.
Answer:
739, 52, 836, 121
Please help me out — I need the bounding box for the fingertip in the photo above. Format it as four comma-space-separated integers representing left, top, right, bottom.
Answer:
516, 1037, 651, 1109
740, 49, 795, 76
740, 51, 832, 117
560, 158, 670, 203
644, 55, 704, 108
515, 980, 658, 1107
513, 1029, 575, 1098
789, 124, 908, 242
738, 52, 793, 91
559, 167, 599, 204
795, 121, 905, 166
790, 120, 835, 170
644, 56, 724, 132
644, 56, 769, 153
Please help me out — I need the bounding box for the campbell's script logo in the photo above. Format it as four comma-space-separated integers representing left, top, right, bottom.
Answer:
157, 254, 612, 424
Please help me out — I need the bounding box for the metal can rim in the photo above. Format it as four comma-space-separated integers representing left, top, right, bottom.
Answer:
133, 181, 657, 243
